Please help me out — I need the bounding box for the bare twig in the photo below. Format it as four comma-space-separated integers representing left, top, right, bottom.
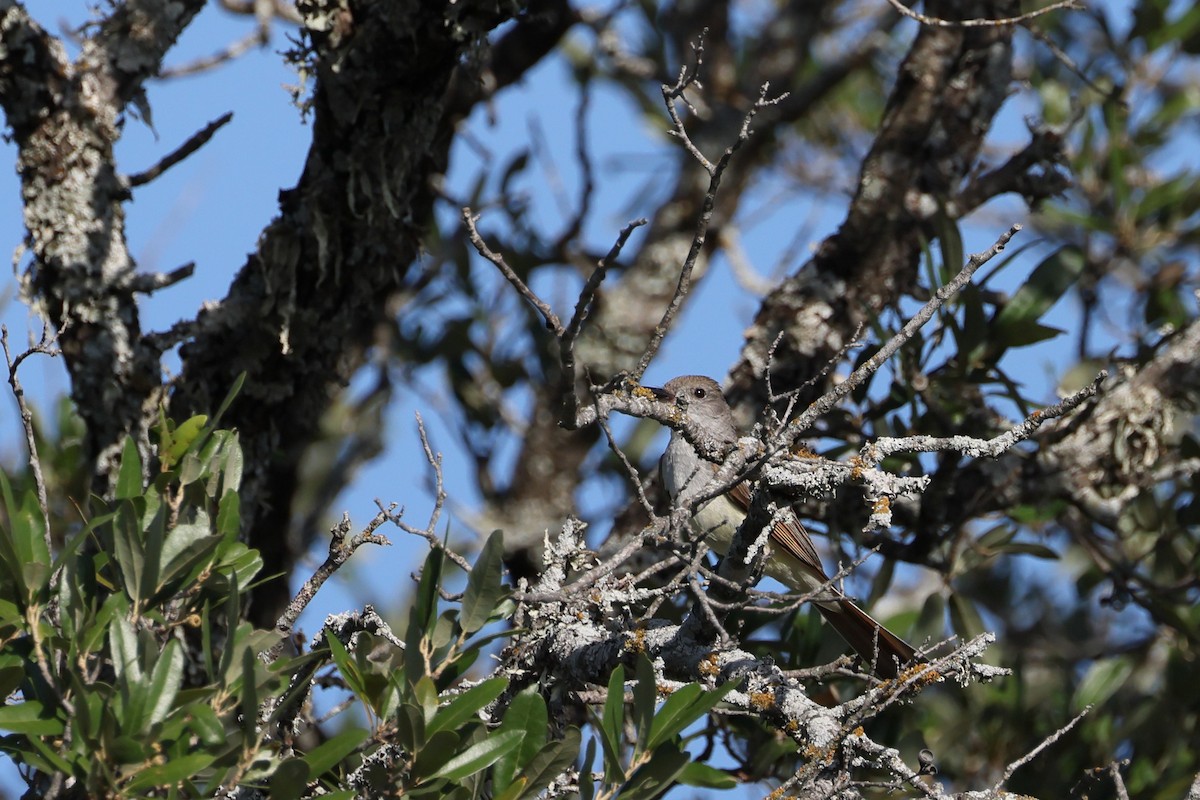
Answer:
463, 207, 564, 335
126, 113, 234, 187
766, 321, 866, 414
560, 219, 647, 426
659, 28, 713, 172
784, 224, 1023, 443
884, 0, 1082, 28
1, 324, 59, 555
634, 82, 786, 382
862, 370, 1105, 464
995, 704, 1090, 787
551, 73, 597, 254
159, 29, 269, 79
719, 226, 775, 295
128, 262, 196, 294
598, 418, 655, 517
1109, 759, 1131, 800
1024, 25, 1121, 104
266, 510, 393, 662
386, 414, 473, 574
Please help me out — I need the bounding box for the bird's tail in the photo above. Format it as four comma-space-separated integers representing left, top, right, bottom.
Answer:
815, 599, 917, 679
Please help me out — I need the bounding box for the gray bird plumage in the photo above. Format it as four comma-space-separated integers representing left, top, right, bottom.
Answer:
654, 375, 916, 678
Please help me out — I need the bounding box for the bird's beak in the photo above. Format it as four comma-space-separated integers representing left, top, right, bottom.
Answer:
644, 386, 674, 403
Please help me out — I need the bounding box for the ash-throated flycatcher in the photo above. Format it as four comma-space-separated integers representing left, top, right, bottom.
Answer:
650, 375, 915, 678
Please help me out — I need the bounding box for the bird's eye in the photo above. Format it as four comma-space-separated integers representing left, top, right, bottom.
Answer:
693, 387, 706, 398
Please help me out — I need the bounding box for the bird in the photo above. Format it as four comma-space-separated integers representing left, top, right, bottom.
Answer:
650, 374, 916, 678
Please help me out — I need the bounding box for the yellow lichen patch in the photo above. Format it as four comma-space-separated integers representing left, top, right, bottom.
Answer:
632, 385, 661, 400
801, 742, 834, 765
873, 496, 890, 514
849, 455, 864, 480
698, 652, 721, 678
624, 627, 648, 653
749, 690, 776, 711
902, 663, 941, 687
790, 443, 816, 459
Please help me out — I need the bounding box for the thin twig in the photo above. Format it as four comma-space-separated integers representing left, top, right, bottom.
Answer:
995, 704, 1090, 787
862, 369, 1105, 464
1109, 759, 1131, 800
634, 82, 786, 382
463, 207, 564, 335
598, 418, 654, 517
560, 218, 646, 425
385, 414, 473, 573
1024, 25, 1121, 104
159, 29, 269, 79
660, 29, 713, 173
551, 72, 597, 254
126, 113, 234, 187
128, 262, 196, 294
785, 224, 1023, 442
1, 324, 58, 555
766, 321, 866, 411
884, 0, 1081, 28
266, 510, 392, 662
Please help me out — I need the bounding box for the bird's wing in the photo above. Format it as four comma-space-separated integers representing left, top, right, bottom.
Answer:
726, 480, 829, 581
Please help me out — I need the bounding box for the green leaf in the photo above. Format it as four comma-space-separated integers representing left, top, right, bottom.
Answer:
579, 738, 596, 800
188, 703, 225, 746
948, 592, 985, 641
269, 759, 311, 800
677, 759, 736, 789
112, 501, 145, 605
600, 664, 627, 781
115, 436, 143, 499
326, 633, 365, 699
0, 472, 29, 601
212, 371, 247, 427
996, 321, 1065, 349
23, 731, 74, 774
411, 729, 463, 778
632, 655, 656, 757
933, 205, 964, 277
493, 687, 547, 790
503, 727, 582, 800
622, 742, 691, 800
123, 752, 214, 792
461, 530, 508, 634
146, 639, 184, 726
432, 728, 525, 781
163, 414, 209, 467
240, 647, 258, 739
110, 615, 142, 682
220, 432, 245, 494
1073, 657, 1133, 713
994, 246, 1085, 332
302, 727, 370, 777
157, 532, 223, 596
646, 680, 736, 751
395, 703, 425, 754
428, 676, 509, 736
216, 490, 241, 541
996, 542, 1060, 559
0, 701, 65, 735
138, 505, 168, 608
